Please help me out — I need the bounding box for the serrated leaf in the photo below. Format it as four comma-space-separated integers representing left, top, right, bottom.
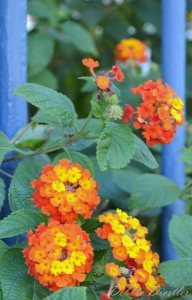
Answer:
96, 124, 135, 171
89, 123, 104, 136
14, 83, 77, 122
61, 21, 98, 55
133, 134, 158, 169
169, 215, 192, 258
82, 219, 102, 233
53, 151, 95, 177
0, 178, 5, 209
44, 287, 86, 300
129, 174, 180, 209
0, 248, 50, 300
112, 167, 141, 194
0, 132, 21, 165
90, 233, 110, 250
78, 76, 95, 84
159, 258, 192, 287
0, 241, 8, 260
9, 159, 43, 211
0, 209, 47, 238
28, 33, 54, 77
91, 100, 109, 118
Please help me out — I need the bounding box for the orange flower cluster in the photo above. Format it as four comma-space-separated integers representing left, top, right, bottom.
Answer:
129, 79, 184, 146
82, 58, 124, 91
23, 220, 93, 291
31, 159, 100, 222
96, 209, 165, 299
114, 38, 147, 63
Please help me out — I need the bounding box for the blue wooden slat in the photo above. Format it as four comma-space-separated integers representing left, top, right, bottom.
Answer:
0, 0, 27, 244
162, 0, 186, 261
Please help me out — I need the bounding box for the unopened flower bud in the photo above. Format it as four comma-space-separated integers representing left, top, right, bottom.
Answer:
105, 94, 119, 105
93, 263, 105, 276
108, 105, 123, 120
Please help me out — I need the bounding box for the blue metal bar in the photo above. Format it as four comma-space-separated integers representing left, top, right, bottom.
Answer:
162, 0, 186, 261
0, 0, 27, 244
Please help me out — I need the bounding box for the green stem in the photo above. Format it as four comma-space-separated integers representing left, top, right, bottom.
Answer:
79, 108, 93, 133
0, 169, 13, 178
12, 121, 33, 145
73, 122, 80, 133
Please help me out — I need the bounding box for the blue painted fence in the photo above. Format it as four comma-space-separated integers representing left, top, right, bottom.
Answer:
0, 0, 27, 244
162, 0, 186, 261
0, 0, 187, 257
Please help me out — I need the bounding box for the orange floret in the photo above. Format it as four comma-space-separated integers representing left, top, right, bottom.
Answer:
106, 262, 121, 278
96, 75, 110, 90
82, 58, 99, 68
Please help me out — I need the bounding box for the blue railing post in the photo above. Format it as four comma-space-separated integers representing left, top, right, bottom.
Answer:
162, 0, 186, 261
0, 0, 27, 243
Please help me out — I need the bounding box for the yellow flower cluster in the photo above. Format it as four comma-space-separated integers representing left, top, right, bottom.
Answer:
96, 209, 165, 298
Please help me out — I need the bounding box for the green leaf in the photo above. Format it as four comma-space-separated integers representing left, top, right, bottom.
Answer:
159, 258, 192, 287
129, 174, 180, 209
78, 76, 95, 84
32, 110, 69, 127
96, 124, 135, 171
44, 287, 87, 300
113, 295, 131, 300
9, 159, 43, 211
0, 248, 50, 300
89, 123, 104, 136
60, 21, 98, 56
87, 288, 100, 300
132, 134, 158, 169
82, 219, 102, 233
0, 178, 5, 209
0, 241, 8, 260
90, 233, 110, 250
0, 209, 47, 238
181, 146, 192, 165
13, 124, 47, 144
112, 167, 141, 194
0, 132, 22, 165
91, 100, 109, 118
28, 33, 54, 77
28, 69, 58, 90
169, 215, 192, 258
53, 151, 95, 177
14, 83, 77, 122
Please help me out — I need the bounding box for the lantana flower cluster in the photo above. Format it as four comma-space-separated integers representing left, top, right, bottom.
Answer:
82, 58, 124, 91
129, 79, 184, 146
23, 220, 93, 291
96, 209, 165, 299
82, 59, 125, 121
114, 38, 147, 63
31, 158, 100, 222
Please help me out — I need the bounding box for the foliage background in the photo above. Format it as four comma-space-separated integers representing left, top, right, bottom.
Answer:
26, 0, 192, 257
